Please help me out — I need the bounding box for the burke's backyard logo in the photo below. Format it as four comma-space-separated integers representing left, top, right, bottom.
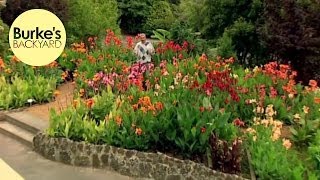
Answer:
9, 9, 66, 66
12, 27, 63, 49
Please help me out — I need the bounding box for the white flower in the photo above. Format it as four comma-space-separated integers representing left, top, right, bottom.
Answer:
231, 74, 239, 79
253, 66, 260, 73
249, 99, 257, 104
27, 99, 35, 103
293, 114, 301, 119
245, 68, 250, 74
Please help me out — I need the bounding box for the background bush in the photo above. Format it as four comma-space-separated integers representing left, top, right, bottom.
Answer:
144, 1, 175, 35
179, 0, 206, 32
66, 0, 120, 42
0, 0, 69, 26
117, 0, 154, 35
0, 19, 9, 56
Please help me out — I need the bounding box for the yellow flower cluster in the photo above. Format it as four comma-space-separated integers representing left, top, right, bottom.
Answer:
249, 104, 292, 150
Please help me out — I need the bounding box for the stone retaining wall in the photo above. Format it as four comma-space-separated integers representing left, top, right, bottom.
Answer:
33, 133, 246, 180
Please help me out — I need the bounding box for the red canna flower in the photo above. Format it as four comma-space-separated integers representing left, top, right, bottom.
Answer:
201, 127, 206, 133
233, 118, 245, 127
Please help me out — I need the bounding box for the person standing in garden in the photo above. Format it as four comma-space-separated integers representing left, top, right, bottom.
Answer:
134, 33, 155, 64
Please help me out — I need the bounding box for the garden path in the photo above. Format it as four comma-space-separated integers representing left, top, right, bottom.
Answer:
25, 82, 75, 120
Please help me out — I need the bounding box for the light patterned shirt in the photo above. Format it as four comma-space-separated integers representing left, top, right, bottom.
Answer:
134, 41, 155, 64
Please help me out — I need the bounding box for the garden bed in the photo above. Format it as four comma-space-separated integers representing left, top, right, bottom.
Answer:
33, 133, 245, 180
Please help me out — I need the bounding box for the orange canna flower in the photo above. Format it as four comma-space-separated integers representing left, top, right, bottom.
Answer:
155, 102, 164, 111
86, 99, 94, 108
147, 105, 156, 111
79, 89, 85, 97
53, 90, 61, 97
309, 80, 318, 88
115, 116, 122, 126
315, 97, 320, 104
140, 107, 148, 114
303, 106, 310, 114
61, 71, 68, 80
138, 96, 152, 107
132, 104, 139, 110
135, 128, 143, 136
282, 138, 292, 150
73, 100, 78, 108
11, 55, 20, 62
199, 106, 205, 112
127, 95, 134, 102
0, 58, 5, 68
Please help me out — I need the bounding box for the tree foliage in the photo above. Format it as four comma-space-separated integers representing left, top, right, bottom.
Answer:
262, 0, 320, 83
1, 0, 69, 26
179, 0, 206, 32
144, 1, 175, 35
117, 0, 154, 34
66, 0, 120, 42
0, 19, 9, 56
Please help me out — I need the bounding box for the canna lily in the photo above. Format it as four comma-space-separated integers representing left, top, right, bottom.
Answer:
115, 116, 122, 126
73, 100, 78, 108
315, 97, 320, 104
201, 127, 206, 133
0, 60, 4, 69
135, 128, 143, 136
303, 106, 310, 114
233, 118, 245, 127
282, 139, 292, 150
79, 89, 85, 97
53, 90, 61, 97
155, 102, 164, 111
309, 80, 318, 88
86, 99, 95, 109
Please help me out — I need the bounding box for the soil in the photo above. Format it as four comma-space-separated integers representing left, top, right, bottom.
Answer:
24, 82, 75, 120
281, 125, 292, 139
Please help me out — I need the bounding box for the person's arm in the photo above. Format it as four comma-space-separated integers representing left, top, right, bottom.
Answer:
134, 44, 139, 55
148, 43, 155, 55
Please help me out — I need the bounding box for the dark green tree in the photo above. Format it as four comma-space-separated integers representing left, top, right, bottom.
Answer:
66, 0, 120, 42
144, 1, 175, 35
200, 0, 266, 66
1, 0, 69, 26
117, 0, 154, 34
262, 0, 320, 83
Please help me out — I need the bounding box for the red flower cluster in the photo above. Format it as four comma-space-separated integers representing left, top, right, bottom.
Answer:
88, 36, 98, 49
202, 70, 240, 102
126, 36, 134, 49
156, 41, 191, 54
105, 29, 122, 46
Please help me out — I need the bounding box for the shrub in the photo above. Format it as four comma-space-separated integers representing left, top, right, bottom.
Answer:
246, 125, 309, 179
217, 18, 267, 66
0, 0, 68, 26
0, 19, 9, 56
117, 0, 154, 35
66, 0, 120, 42
0, 76, 57, 109
179, 0, 206, 32
309, 130, 320, 175
216, 33, 236, 59
169, 21, 196, 44
144, 1, 175, 35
